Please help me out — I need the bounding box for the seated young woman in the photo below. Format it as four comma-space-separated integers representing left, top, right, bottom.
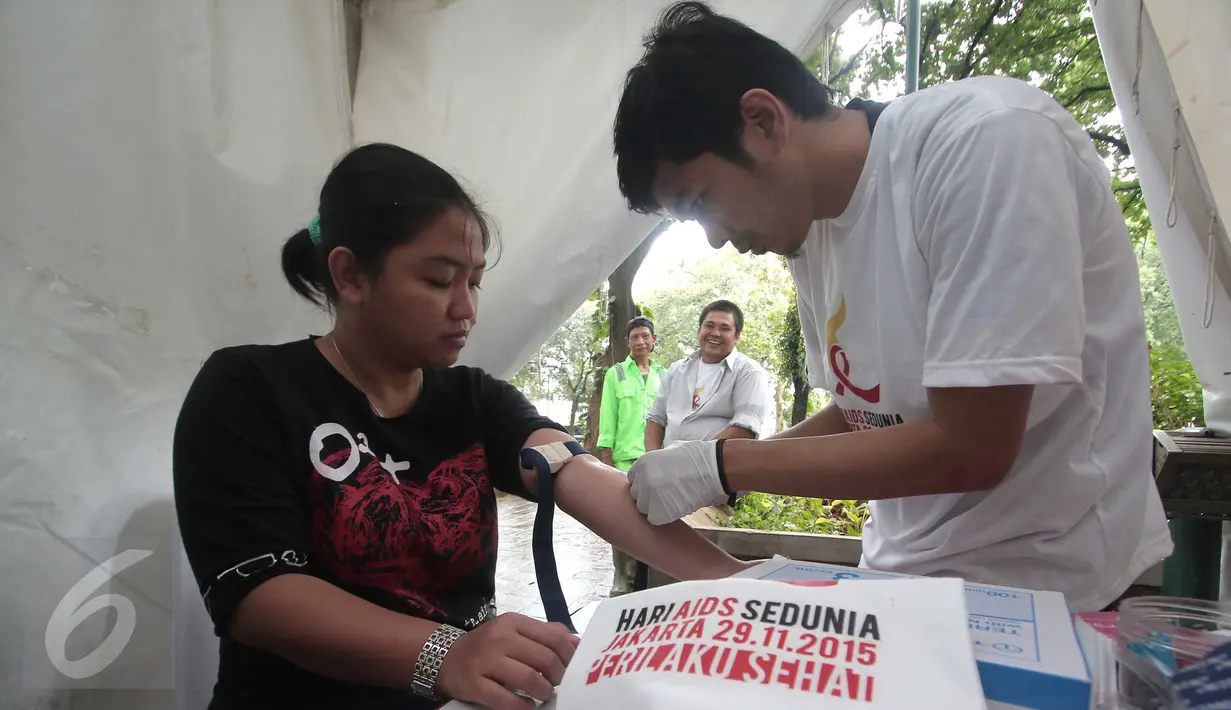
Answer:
173, 143, 748, 710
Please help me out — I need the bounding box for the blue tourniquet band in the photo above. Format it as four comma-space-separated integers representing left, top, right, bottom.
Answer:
519, 440, 588, 633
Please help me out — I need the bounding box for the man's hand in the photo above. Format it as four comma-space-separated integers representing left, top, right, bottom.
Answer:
597, 448, 613, 467
627, 441, 729, 525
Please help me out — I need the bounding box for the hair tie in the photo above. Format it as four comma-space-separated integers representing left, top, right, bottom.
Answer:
307, 214, 323, 246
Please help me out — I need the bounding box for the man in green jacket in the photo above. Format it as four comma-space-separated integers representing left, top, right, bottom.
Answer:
597, 316, 666, 594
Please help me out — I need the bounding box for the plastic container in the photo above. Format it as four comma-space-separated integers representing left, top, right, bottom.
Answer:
1116, 596, 1231, 709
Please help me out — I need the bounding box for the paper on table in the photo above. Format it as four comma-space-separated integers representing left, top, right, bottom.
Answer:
555, 577, 986, 709
735, 557, 1092, 710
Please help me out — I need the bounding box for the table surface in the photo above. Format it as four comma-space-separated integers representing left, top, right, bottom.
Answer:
439, 600, 601, 710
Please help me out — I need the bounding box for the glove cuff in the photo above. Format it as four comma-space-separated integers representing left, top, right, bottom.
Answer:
714, 438, 735, 496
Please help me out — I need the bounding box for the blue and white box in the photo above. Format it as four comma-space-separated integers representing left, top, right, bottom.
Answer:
735, 557, 1091, 710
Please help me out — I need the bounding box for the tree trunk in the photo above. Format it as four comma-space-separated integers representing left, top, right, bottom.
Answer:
583, 220, 670, 450
608, 219, 670, 364
790, 376, 811, 426
582, 349, 608, 449
568, 373, 586, 431
775, 381, 785, 432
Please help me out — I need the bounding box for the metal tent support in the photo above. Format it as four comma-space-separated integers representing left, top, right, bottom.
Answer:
905, 0, 921, 93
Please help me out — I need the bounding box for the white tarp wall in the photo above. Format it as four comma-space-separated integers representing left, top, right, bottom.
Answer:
0, 1, 349, 708
1092, 0, 1231, 434
352, 0, 861, 379
0, 1, 858, 708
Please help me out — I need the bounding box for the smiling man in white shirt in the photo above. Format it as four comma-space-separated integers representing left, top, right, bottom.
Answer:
609, 2, 1172, 611
646, 300, 772, 452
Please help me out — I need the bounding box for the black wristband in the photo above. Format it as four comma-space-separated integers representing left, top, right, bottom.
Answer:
714, 438, 735, 496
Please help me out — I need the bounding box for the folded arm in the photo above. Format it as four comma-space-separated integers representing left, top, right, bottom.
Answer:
231, 574, 435, 687
644, 369, 670, 451
644, 421, 665, 451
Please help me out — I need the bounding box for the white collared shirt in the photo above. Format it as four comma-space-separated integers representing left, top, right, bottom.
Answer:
647, 348, 772, 446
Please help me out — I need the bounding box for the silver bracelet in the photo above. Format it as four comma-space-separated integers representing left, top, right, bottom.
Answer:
411, 623, 466, 699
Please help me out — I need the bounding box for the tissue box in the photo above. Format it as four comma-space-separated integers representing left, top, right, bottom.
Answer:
735, 558, 1091, 710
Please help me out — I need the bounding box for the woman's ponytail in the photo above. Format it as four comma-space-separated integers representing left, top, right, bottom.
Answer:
281, 228, 328, 308
281, 143, 497, 308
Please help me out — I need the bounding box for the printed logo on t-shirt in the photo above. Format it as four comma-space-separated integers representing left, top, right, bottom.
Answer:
307, 422, 498, 624
309, 422, 410, 483
825, 297, 907, 432
825, 297, 882, 404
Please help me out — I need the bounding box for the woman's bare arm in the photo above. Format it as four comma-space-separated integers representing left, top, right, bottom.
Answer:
229, 574, 435, 688
519, 429, 746, 581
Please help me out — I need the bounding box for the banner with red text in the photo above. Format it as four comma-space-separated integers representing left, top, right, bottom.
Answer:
554, 577, 986, 709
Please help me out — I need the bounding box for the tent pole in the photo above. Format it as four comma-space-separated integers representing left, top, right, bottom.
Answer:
905, 0, 922, 93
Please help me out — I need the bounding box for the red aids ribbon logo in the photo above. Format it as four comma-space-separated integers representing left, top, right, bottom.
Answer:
824, 297, 881, 404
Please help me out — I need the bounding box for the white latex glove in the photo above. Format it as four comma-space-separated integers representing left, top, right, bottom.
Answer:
628, 440, 729, 525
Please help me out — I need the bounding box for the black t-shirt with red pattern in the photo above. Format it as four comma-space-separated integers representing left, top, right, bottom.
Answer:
173, 337, 563, 709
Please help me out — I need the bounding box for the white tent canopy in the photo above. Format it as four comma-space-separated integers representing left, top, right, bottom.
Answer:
0, 1, 857, 708
1092, 0, 1231, 434
351, 0, 861, 377
0, 1, 1226, 708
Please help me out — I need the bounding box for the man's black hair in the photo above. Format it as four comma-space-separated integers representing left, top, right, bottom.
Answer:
627, 316, 655, 337
613, 1, 835, 214
699, 299, 744, 336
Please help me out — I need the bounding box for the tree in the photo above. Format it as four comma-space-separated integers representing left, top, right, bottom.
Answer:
839, 0, 1147, 244
820, 0, 1199, 429
778, 293, 812, 427
581, 223, 668, 450
508, 297, 603, 432
640, 247, 796, 375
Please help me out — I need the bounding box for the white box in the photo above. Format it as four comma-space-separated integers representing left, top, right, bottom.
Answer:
734, 558, 1091, 710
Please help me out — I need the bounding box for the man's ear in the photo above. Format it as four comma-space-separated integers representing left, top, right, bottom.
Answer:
739, 89, 790, 158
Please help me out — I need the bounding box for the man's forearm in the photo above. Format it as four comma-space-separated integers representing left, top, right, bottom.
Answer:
723, 419, 1006, 500
644, 421, 665, 451
769, 401, 849, 440
597, 447, 614, 466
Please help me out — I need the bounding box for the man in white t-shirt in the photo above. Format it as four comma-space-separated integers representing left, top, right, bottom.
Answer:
609, 2, 1172, 611
645, 300, 772, 451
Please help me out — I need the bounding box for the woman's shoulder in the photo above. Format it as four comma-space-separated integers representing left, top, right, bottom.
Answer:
429, 363, 496, 384
190, 338, 320, 398
198, 337, 315, 376
423, 366, 533, 415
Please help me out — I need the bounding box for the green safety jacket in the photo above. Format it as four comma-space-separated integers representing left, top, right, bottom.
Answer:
596, 356, 665, 470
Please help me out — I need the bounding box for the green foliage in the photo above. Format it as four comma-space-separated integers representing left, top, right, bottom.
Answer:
508, 290, 607, 430
1138, 235, 1184, 348
1150, 343, 1205, 430
777, 287, 807, 385
725, 493, 870, 537
510, 283, 666, 436
824, 0, 1150, 246
639, 249, 795, 375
